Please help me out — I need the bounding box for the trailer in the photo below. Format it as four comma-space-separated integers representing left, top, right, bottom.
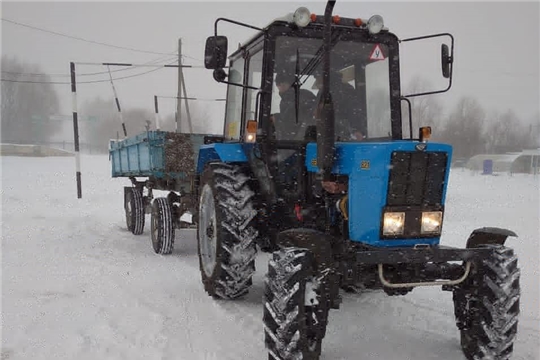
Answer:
109, 130, 221, 254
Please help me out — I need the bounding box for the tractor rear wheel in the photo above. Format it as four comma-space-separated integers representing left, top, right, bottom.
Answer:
125, 187, 145, 235
150, 197, 175, 255
453, 245, 520, 360
264, 247, 330, 360
197, 163, 258, 299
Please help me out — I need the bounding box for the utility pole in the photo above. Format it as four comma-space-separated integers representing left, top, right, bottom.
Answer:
181, 72, 193, 133
176, 38, 182, 133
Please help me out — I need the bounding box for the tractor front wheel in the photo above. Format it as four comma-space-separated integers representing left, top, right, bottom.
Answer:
453, 244, 520, 360
264, 247, 330, 360
197, 163, 258, 299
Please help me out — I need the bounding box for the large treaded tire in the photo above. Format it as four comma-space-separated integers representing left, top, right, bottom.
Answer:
264, 248, 329, 360
453, 245, 520, 360
150, 197, 175, 255
197, 163, 258, 299
125, 187, 145, 235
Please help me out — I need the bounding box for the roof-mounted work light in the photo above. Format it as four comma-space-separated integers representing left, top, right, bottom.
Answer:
293, 7, 311, 27
367, 15, 384, 34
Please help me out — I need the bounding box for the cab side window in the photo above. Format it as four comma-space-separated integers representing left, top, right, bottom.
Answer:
224, 58, 245, 141
245, 50, 263, 125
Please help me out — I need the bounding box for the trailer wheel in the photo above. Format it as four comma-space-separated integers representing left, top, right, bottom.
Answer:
197, 163, 258, 299
453, 245, 520, 360
150, 197, 175, 255
264, 248, 330, 360
125, 187, 145, 235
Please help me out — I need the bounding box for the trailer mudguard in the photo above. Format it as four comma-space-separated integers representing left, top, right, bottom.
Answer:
196, 143, 250, 174
465, 227, 518, 248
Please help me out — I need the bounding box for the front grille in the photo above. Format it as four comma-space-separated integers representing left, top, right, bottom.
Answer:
387, 151, 448, 206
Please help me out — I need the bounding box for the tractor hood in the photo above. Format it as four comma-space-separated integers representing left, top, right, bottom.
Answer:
306, 141, 454, 246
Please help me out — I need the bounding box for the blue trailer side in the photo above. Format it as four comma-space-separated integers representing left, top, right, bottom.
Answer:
110, 130, 208, 184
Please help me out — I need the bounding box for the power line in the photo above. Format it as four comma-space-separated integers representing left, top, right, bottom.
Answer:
1, 59, 178, 84
81, 60, 177, 83
2, 17, 174, 56
1, 54, 179, 78
182, 54, 203, 62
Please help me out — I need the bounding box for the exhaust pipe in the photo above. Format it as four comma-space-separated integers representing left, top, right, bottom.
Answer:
316, 0, 336, 181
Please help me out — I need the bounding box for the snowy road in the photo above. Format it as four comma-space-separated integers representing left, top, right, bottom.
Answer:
2, 155, 539, 360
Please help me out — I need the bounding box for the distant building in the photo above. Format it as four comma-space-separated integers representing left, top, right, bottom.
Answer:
466, 149, 540, 174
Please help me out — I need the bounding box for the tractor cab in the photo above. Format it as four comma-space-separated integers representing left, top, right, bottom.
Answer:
205, 7, 452, 145
206, 8, 403, 144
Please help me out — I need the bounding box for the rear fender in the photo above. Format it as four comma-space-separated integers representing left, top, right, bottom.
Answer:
465, 227, 518, 248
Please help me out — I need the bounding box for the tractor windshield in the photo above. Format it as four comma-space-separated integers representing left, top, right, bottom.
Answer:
271, 35, 392, 142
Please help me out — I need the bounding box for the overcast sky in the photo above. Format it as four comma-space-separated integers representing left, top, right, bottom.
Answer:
2, 1, 539, 136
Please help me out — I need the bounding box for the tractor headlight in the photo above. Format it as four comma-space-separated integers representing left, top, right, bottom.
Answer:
421, 211, 443, 234
293, 7, 311, 27
383, 212, 405, 236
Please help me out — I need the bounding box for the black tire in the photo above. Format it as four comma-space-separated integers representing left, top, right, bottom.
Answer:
151, 197, 175, 255
125, 187, 145, 235
197, 163, 258, 299
453, 245, 520, 360
264, 248, 330, 360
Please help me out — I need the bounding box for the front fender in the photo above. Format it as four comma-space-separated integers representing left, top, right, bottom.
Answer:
196, 143, 249, 174
465, 227, 518, 248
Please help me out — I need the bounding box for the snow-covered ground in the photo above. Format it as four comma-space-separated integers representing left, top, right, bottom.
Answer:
2, 155, 539, 360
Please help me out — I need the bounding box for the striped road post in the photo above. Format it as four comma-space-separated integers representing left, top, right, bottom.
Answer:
70, 61, 82, 199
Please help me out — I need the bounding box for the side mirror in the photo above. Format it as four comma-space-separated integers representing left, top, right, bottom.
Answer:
441, 44, 452, 78
205, 36, 228, 70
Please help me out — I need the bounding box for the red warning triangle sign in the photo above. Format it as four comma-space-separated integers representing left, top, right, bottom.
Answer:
369, 44, 385, 61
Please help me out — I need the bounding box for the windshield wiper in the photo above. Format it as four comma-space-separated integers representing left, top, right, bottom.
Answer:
297, 32, 341, 86
290, 31, 341, 125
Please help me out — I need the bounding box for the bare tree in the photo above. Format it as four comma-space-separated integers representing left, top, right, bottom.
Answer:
524, 111, 540, 149
484, 109, 528, 153
80, 97, 155, 152
402, 76, 444, 140
1, 56, 61, 144
441, 96, 485, 158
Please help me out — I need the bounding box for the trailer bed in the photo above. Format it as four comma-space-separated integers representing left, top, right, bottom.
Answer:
109, 131, 208, 180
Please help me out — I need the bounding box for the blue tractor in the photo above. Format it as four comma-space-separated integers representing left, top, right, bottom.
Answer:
112, 1, 521, 359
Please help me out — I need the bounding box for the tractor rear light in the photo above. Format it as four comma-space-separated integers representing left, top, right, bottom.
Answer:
421, 211, 443, 234
383, 212, 405, 236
